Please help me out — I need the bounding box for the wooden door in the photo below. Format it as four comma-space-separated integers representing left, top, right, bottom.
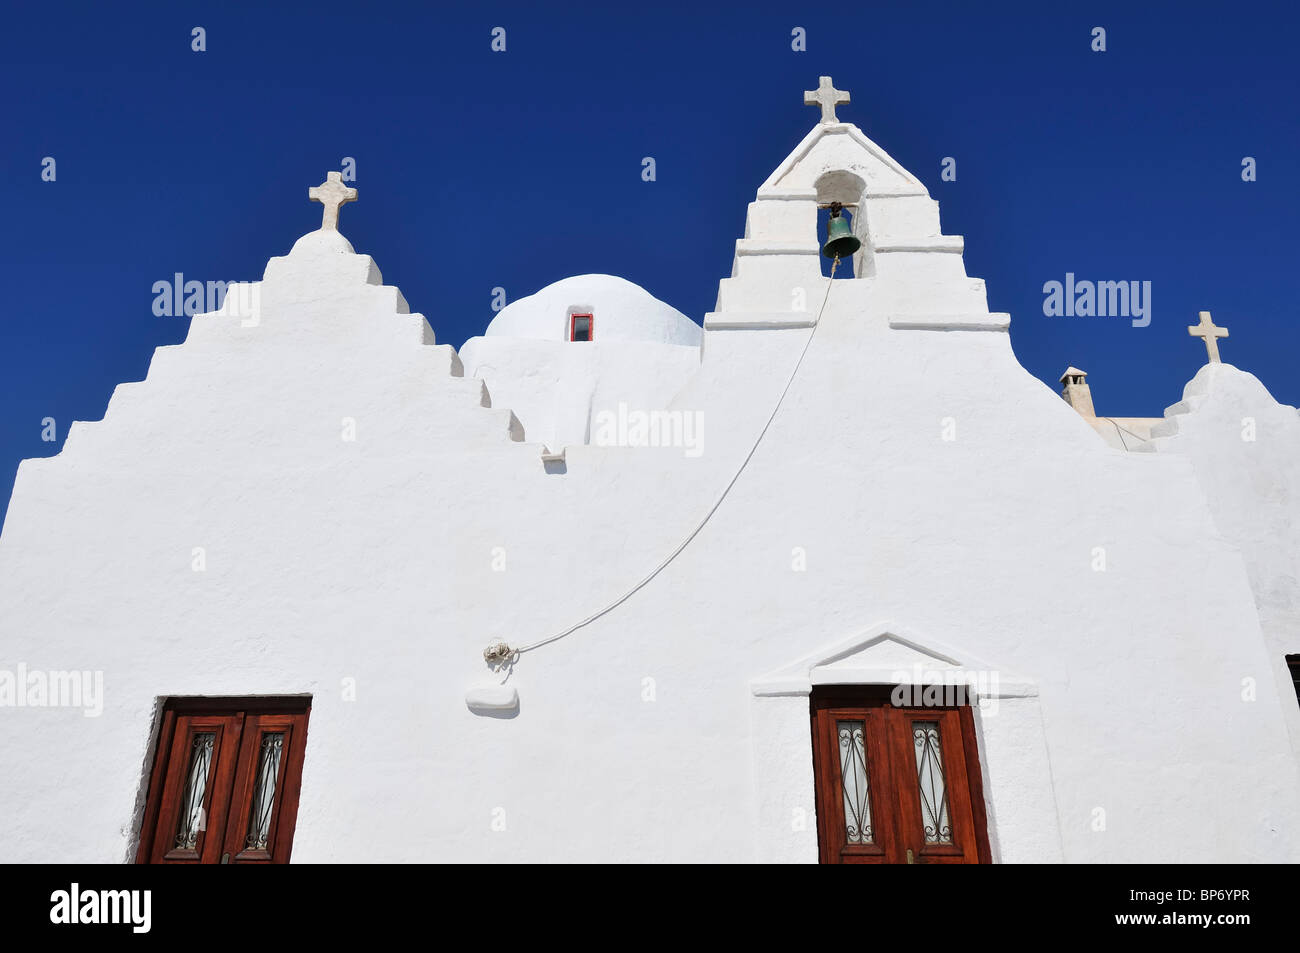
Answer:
136, 699, 310, 864
811, 687, 990, 864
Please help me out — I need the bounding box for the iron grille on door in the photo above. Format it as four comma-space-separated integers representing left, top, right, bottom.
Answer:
810, 687, 991, 864
135, 697, 310, 864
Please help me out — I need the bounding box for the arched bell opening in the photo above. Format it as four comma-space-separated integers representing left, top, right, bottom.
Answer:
814, 170, 872, 279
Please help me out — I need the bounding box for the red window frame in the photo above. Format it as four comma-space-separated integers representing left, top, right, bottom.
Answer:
135, 696, 311, 864
569, 312, 594, 341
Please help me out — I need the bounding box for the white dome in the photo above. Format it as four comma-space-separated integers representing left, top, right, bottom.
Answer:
288, 228, 355, 256
484, 275, 701, 345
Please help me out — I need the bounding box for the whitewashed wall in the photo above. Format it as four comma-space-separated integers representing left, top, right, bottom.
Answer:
1, 124, 1297, 863
1146, 363, 1300, 761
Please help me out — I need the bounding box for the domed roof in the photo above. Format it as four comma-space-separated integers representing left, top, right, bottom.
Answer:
484, 275, 701, 346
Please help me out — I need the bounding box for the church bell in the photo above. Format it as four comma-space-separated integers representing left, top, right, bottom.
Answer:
821, 201, 862, 260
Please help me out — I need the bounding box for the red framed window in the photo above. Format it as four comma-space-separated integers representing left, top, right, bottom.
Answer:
569, 313, 593, 342
135, 697, 311, 864
810, 686, 991, 864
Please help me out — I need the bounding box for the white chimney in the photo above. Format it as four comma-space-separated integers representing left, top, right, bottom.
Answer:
1059, 367, 1096, 417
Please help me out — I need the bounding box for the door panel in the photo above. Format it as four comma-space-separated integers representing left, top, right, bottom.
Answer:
137, 699, 310, 864
812, 689, 990, 864
886, 707, 981, 864
813, 705, 899, 863
222, 713, 307, 864
147, 713, 243, 864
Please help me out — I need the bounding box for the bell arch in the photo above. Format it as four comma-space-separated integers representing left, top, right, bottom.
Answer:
710, 119, 991, 330
814, 170, 873, 278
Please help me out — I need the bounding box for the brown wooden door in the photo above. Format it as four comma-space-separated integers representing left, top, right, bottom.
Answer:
811, 687, 990, 864
136, 699, 310, 864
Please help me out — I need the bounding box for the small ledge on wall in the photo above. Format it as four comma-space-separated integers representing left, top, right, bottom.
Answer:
875, 237, 965, 255
540, 445, 567, 474
704, 311, 818, 331
888, 313, 1010, 333
733, 239, 822, 258
465, 684, 520, 718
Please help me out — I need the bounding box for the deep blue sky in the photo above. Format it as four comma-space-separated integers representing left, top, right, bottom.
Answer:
3, 1, 1297, 517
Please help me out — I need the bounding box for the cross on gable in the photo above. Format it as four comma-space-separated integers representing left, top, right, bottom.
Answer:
308, 171, 358, 231
804, 76, 850, 124
1188, 310, 1229, 363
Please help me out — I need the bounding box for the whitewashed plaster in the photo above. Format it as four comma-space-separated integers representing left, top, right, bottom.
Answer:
1, 115, 1298, 864
1145, 363, 1300, 761
480, 274, 701, 345
460, 277, 701, 450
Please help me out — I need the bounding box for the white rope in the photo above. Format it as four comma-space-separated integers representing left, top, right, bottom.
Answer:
490, 258, 842, 661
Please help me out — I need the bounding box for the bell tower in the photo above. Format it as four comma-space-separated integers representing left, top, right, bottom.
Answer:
704, 78, 1008, 334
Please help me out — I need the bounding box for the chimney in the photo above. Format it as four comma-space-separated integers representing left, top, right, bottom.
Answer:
1059, 367, 1095, 417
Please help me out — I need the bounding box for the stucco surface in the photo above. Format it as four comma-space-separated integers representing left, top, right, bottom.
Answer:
1, 121, 1297, 864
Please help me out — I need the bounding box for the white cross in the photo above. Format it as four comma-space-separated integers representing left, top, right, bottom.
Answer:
1188, 310, 1229, 363
804, 76, 850, 124
308, 171, 357, 231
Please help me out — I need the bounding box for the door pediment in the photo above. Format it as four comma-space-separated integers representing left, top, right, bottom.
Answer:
750, 620, 1035, 698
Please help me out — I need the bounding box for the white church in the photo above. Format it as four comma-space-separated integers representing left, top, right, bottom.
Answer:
2, 78, 1298, 864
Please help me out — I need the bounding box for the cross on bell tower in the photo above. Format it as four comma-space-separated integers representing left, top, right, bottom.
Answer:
308, 171, 357, 232
804, 76, 850, 124
1188, 310, 1229, 364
